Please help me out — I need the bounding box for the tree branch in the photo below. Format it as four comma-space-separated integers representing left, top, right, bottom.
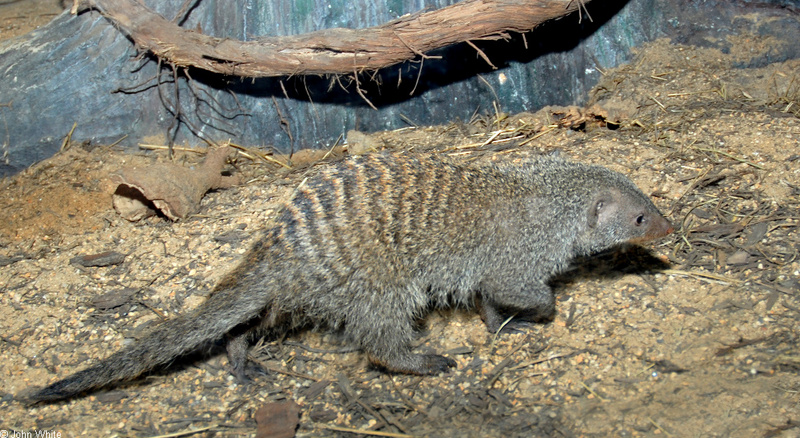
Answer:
74, 0, 593, 77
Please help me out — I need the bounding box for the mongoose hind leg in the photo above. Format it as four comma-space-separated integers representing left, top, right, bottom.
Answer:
226, 332, 251, 382
358, 317, 457, 375
345, 282, 456, 375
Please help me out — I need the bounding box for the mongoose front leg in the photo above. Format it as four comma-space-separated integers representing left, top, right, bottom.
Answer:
480, 282, 555, 334
480, 300, 518, 334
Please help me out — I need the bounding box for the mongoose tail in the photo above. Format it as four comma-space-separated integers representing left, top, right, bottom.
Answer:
26, 271, 274, 402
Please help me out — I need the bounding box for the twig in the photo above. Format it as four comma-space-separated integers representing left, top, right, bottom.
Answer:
144, 424, 218, 438
570, 0, 593, 23
466, 40, 497, 69
689, 145, 764, 169
409, 56, 425, 96
516, 351, 573, 369
579, 380, 606, 402
247, 354, 320, 382
353, 68, 378, 110
271, 96, 295, 154
518, 125, 558, 146
228, 142, 292, 168
661, 268, 741, 285
322, 425, 418, 437
138, 143, 292, 169
648, 418, 673, 437
139, 144, 207, 154
486, 356, 515, 387
649, 95, 667, 112
61, 122, 77, 151
108, 135, 128, 148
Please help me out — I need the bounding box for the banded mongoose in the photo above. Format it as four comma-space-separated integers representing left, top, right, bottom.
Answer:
28, 152, 673, 401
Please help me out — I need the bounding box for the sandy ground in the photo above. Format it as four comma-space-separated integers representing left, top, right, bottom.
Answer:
0, 0, 63, 40
1, 3, 800, 438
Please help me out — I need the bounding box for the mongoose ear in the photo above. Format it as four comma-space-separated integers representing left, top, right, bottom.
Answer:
587, 193, 617, 229
587, 198, 604, 228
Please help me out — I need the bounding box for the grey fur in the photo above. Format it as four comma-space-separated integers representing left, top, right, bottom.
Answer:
27, 152, 672, 401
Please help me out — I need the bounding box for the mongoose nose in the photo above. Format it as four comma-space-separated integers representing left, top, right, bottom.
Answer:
631, 215, 673, 244
662, 217, 675, 236
655, 217, 674, 239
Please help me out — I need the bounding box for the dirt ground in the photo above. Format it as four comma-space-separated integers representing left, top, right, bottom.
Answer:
0, 0, 62, 40
2, 3, 800, 438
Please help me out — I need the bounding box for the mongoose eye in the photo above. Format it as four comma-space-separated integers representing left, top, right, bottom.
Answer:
635, 214, 645, 226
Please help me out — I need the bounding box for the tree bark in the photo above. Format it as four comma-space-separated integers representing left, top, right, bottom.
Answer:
78, 0, 593, 77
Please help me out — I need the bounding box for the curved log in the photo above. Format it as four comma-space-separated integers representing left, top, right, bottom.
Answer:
77, 0, 593, 77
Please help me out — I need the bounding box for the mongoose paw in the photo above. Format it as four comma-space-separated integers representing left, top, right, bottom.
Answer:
371, 353, 457, 375
228, 359, 268, 384
482, 311, 531, 335
482, 305, 553, 335
487, 318, 534, 335
230, 365, 252, 384
416, 354, 458, 375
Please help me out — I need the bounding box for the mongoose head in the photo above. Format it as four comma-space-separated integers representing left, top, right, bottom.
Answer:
573, 167, 674, 255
